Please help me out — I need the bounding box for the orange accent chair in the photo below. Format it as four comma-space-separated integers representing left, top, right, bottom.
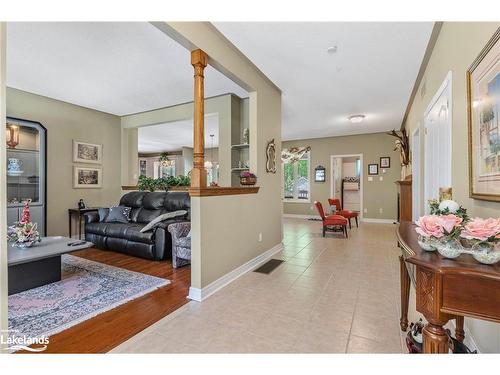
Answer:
314, 201, 348, 238
328, 198, 359, 229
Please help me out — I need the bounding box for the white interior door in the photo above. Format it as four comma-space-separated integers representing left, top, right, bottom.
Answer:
424, 72, 452, 213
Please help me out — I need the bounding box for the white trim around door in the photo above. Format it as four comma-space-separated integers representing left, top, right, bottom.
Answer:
330, 154, 363, 219
423, 71, 453, 213
412, 123, 422, 221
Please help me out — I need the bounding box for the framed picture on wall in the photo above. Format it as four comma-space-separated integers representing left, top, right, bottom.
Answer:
73, 140, 102, 164
74, 166, 102, 188
368, 163, 379, 175
380, 157, 391, 168
314, 165, 326, 182
467, 29, 500, 201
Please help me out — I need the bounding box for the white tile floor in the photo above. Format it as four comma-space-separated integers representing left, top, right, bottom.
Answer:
112, 218, 409, 353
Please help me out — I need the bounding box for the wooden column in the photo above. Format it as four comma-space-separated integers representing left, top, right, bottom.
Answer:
191, 49, 208, 188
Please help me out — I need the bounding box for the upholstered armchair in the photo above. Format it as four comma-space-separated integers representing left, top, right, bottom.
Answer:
314, 201, 348, 238
167, 222, 191, 268
328, 198, 359, 228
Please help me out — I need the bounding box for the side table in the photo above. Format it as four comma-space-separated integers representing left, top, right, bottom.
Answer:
68, 208, 98, 239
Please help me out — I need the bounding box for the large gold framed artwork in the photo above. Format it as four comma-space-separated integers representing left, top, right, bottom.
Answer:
467, 28, 500, 201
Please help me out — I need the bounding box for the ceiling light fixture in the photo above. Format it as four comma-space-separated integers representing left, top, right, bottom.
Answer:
348, 115, 365, 124
327, 46, 338, 54
204, 134, 215, 169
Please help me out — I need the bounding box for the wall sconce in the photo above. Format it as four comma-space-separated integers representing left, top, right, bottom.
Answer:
7, 124, 20, 149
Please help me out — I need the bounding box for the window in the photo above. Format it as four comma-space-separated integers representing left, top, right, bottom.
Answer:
153, 161, 175, 178
283, 152, 310, 201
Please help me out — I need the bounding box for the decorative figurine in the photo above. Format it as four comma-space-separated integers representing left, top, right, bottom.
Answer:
78, 199, 86, 210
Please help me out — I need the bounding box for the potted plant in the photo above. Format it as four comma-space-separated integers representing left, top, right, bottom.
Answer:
414, 213, 463, 257
414, 215, 445, 251
240, 171, 257, 186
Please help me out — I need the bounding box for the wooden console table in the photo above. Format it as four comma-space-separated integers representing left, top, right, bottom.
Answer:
397, 221, 500, 353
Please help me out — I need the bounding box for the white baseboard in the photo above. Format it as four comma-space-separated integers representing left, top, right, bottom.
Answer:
188, 242, 284, 302
361, 218, 397, 224
283, 214, 321, 220
449, 319, 481, 353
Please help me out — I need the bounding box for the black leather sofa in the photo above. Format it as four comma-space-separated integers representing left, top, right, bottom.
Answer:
84, 191, 190, 260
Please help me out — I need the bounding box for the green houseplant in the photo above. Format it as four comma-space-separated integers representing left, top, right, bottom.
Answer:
137, 175, 191, 192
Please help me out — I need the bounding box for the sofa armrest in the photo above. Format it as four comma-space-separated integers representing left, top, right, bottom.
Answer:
167, 222, 191, 242
84, 211, 100, 224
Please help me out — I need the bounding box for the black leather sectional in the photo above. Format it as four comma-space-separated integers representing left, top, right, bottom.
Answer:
84, 191, 190, 260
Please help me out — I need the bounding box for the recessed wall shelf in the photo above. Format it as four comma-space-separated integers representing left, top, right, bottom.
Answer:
231, 167, 250, 172
231, 143, 249, 149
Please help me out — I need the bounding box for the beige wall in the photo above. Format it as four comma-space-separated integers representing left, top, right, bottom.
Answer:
404, 22, 500, 353
6, 88, 122, 237
158, 22, 283, 291
283, 133, 400, 220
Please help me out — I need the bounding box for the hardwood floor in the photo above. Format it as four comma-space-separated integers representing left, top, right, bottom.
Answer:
20, 248, 191, 354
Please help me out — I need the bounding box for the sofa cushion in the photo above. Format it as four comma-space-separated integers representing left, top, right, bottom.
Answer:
104, 206, 131, 223
136, 208, 161, 224
98, 207, 109, 222
164, 192, 190, 212
142, 192, 166, 210
129, 207, 141, 223
119, 191, 146, 208
86, 222, 153, 244
122, 225, 155, 244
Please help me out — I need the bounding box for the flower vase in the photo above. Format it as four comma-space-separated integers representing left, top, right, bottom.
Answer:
13, 241, 34, 249
417, 235, 436, 252
436, 238, 462, 259
471, 242, 500, 265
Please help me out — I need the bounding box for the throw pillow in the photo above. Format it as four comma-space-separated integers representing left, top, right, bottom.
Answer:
98, 207, 109, 222
140, 210, 188, 233
104, 206, 131, 223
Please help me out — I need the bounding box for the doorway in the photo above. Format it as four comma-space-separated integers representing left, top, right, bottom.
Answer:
330, 154, 363, 216
423, 72, 452, 213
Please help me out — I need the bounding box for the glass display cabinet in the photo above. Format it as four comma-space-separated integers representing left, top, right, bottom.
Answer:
6, 117, 47, 235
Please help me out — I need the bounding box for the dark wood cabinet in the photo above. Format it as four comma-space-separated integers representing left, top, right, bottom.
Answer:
395, 177, 412, 222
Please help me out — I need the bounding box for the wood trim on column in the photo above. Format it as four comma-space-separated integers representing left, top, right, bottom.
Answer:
188, 186, 259, 197
191, 49, 208, 189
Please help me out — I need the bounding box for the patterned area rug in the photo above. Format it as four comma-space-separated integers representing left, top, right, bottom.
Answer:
9, 254, 169, 340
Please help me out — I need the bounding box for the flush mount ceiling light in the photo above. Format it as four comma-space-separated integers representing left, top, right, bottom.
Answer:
348, 115, 365, 124
327, 46, 338, 54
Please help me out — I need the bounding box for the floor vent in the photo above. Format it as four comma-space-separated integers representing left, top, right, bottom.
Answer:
253, 259, 284, 274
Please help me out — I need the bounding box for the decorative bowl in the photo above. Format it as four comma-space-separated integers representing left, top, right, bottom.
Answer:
436, 238, 462, 259
417, 235, 436, 252
471, 242, 500, 265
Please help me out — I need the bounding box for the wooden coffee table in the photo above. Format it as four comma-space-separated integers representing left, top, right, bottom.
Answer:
8, 236, 93, 295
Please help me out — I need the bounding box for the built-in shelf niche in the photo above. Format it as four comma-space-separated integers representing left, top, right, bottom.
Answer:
231, 97, 250, 186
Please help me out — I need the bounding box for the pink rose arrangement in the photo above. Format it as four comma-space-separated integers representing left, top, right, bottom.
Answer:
415, 214, 463, 239
460, 218, 500, 242
415, 215, 444, 238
